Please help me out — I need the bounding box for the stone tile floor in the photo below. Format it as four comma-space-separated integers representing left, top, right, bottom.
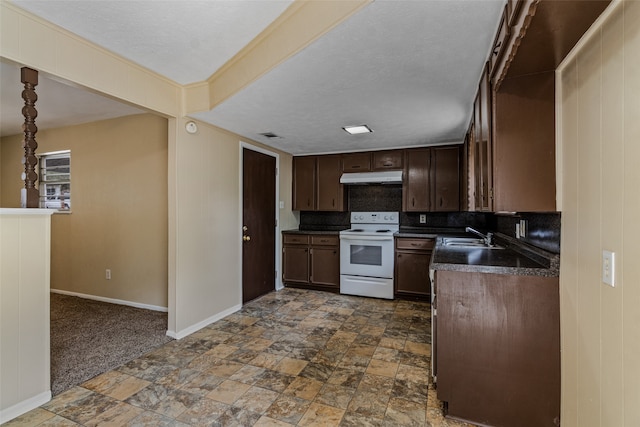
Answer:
4, 288, 473, 426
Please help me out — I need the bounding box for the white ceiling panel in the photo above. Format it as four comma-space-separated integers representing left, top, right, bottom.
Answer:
2, 0, 505, 154
12, 0, 294, 84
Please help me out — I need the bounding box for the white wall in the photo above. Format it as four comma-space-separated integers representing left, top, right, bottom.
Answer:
0, 209, 54, 423
557, 1, 640, 425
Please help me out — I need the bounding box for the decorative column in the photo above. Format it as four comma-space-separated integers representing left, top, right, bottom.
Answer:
21, 67, 40, 208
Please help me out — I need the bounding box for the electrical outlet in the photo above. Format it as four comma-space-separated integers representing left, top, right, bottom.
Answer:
515, 223, 521, 239
602, 251, 615, 287
519, 219, 527, 238
105, 269, 111, 280
419, 214, 426, 224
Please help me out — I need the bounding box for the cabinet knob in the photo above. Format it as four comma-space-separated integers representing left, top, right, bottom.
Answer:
242, 235, 251, 242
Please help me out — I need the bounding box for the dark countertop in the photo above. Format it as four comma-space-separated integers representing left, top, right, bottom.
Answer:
430, 234, 559, 277
282, 229, 344, 235
395, 227, 467, 239
282, 227, 558, 277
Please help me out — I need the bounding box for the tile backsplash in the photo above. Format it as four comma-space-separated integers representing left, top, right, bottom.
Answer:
490, 212, 561, 254
295, 184, 561, 254
348, 184, 402, 212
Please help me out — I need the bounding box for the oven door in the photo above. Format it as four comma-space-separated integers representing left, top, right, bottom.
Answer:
340, 235, 394, 279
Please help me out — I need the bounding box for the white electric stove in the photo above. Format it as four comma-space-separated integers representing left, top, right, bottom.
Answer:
339, 212, 399, 299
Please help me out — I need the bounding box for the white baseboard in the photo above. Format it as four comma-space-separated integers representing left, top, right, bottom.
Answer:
0, 390, 51, 424
166, 304, 242, 340
50, 289, 168, 312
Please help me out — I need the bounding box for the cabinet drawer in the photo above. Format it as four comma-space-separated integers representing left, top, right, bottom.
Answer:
311, 235, 339, 246
283, 234, 310, 245
396, 238, 435, 251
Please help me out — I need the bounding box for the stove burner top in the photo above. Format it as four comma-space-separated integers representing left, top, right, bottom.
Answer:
349, 229, 365, 232
376, 229, 390, 233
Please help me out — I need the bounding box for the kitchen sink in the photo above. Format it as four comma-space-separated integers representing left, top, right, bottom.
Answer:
440, 237, 504, 250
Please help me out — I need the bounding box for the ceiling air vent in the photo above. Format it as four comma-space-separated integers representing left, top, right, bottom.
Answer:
259, 132, 282, 139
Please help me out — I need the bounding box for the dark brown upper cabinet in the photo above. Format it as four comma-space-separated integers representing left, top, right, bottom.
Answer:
372, 149, 404, 170
292, 156, 316, 211
292, 155, 346, 212
403, 148, 431, 212
488, 5, 510, 81
471, 0, 608, 212
341, 152, 372, 172
431, 146, 461, 212
316, 155, 346, 211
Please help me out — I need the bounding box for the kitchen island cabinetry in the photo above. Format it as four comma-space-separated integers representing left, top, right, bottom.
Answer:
282, 233, 339, 292
434, 269, 559, 427
394, 237, 434, 299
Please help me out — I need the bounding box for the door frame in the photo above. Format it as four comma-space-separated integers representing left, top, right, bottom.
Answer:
238, 141, 282, 305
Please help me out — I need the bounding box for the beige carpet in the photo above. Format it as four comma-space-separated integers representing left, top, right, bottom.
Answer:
50, 293, 173, 395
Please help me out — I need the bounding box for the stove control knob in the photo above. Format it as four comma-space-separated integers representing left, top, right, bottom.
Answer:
358, 215, 364, 220
384, 215, 389, 220
390, 214, 395, 220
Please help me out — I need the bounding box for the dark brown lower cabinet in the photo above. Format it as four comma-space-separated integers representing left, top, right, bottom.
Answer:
282, 233, 339, 292
435, 270, 560, 427
394, 237, 434, 299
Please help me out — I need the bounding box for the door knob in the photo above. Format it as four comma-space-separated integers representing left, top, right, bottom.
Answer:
243, 235, 251, 242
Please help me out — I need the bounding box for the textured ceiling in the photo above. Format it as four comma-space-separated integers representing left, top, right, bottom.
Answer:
12, 0, 294, 85
1, 0, 505, 154
194, 1, 504, 154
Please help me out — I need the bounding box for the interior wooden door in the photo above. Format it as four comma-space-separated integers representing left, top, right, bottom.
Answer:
242, 148, 276, 303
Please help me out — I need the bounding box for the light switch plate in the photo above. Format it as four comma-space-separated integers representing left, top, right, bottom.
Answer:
602, 250, 615, 287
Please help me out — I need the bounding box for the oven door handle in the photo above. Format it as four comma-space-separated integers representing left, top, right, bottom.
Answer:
340, 235, 394, 242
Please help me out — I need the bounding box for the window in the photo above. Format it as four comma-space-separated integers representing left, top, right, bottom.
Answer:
39, 150, 71, 210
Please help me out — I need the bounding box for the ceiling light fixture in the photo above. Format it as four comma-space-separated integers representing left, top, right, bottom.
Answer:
343, 125, 373, 135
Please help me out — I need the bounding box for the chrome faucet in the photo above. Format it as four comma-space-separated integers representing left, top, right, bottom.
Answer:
465, 227, 494, 246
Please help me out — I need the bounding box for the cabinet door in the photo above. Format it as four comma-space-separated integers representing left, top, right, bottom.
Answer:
431, 146, 461, 211
282, 245, 309, 284
310, 246, 340, 289
403, 148, 431, 211
372, 150, 404, 170
317, 155, 345, 211
395, 250, 431, 298
473, 64, 493, 212
488, 6, 510, 80
342, 152, 371, 172
292, 156, 316, 211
